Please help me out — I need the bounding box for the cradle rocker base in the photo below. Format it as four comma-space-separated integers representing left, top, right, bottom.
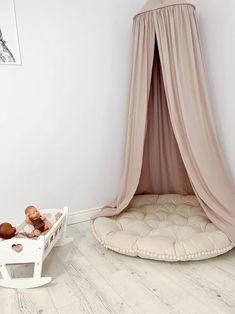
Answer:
0, 207, 72, 289
0, 277, 52, 289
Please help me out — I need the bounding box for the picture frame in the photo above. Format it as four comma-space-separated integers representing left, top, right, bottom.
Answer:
0, 0, 21, 65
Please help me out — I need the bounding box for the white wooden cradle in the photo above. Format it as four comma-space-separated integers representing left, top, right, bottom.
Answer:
0, 207, 73, 289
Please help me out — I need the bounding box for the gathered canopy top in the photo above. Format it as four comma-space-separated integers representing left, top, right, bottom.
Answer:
136, 0, 193, 17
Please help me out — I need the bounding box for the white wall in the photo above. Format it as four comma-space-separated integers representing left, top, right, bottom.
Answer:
0, 0, 234, 224
192, 0, 235, 182
0, 0, 144, 224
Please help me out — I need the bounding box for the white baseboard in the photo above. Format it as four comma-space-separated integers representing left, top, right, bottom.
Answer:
68, 206, 102, 225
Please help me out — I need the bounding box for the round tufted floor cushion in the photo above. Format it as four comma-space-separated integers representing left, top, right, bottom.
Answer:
92, 194, 233, 262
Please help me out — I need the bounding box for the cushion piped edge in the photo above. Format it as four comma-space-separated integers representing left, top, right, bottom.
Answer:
91, 221, 233, 262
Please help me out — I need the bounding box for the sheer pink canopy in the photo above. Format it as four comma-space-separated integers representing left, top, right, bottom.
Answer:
96, 0, 235, 243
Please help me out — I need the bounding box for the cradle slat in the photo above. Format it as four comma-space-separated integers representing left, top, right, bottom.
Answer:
43, 210, 66, 260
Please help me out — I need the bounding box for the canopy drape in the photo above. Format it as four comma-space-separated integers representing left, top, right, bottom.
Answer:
136, 39, 194, 196
96, 0, 235, 243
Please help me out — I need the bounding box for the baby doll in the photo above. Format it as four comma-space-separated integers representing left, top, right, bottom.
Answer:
25, 205, 52, 237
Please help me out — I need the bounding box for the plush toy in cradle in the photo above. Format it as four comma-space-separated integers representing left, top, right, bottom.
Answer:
0, 223, 16, 239
25, 205, 52, 237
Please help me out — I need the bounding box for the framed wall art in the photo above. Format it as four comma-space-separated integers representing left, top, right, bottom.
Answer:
0, 0, 21, 64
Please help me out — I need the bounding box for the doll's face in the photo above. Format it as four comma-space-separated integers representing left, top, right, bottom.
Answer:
27, 207, 40, 220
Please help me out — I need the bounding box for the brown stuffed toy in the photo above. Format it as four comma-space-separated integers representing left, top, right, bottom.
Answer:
0, 223, 16, 239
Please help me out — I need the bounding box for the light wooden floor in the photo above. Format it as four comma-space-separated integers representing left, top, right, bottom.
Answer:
1, 221, 235, 314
